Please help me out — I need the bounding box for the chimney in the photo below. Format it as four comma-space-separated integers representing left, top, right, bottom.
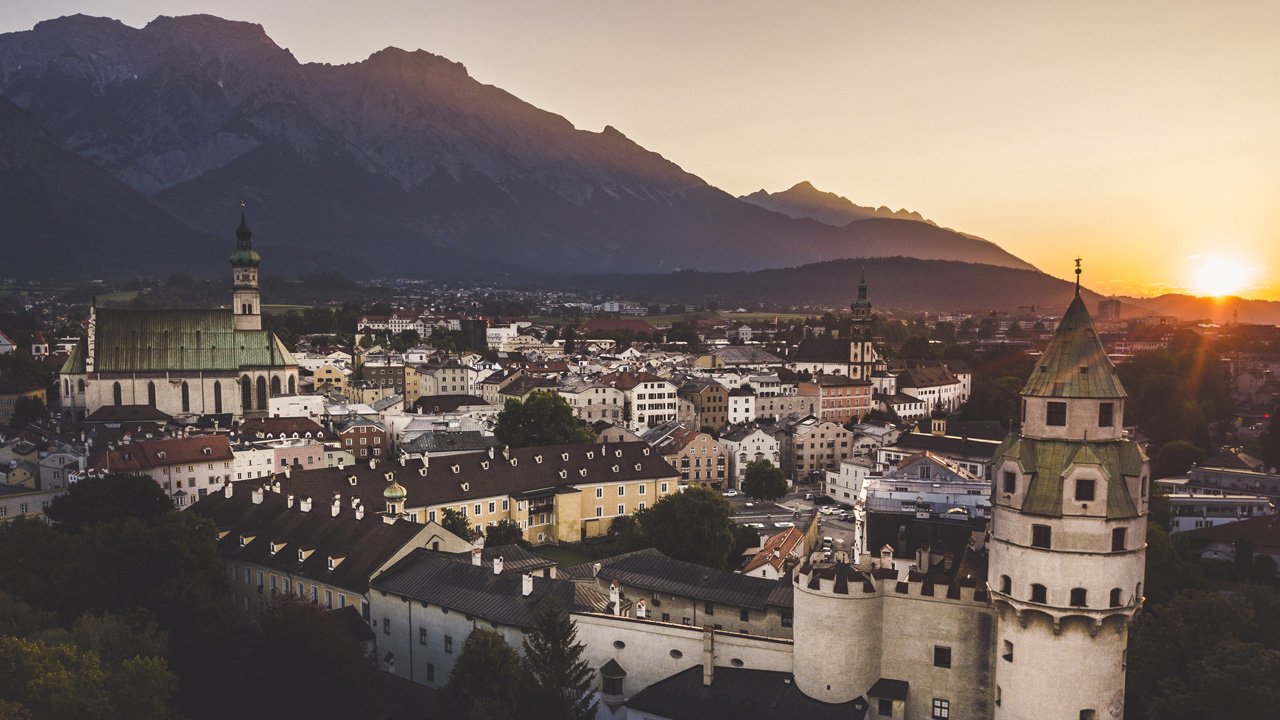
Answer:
592, 562, 602, 577
251, 487, 264, 505
369, 458, 378, 469
522, 572, 534, 597
300, 497, 313, 513
399, 456, 406, 466
609, 580, 622, 616
272, 480, 281, 493
283, 465, 292, 478
331, 495, 341, 517
702, 626, 715, 687
635, 599, 648, 619
224, 482, 234, 499
471, 546, 483, 566
494, 556, 504, 575
355, 505, 365, 521
880, 544, 894, 566
287, 494, 295, 508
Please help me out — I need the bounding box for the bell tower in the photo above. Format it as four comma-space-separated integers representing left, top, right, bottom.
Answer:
989, 263, 1148, 720
849, 268, 876, 380
230, 206, 262, 331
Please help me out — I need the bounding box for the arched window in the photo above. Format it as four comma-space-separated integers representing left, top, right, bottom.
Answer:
64, 379, 71, 396
1000, 575, 1012, 594
113, 382, 122, 406
214, 381, 223, 414
1030, 584, 1047, 603
241, 375, 252, 411
181, 382, 190, 413
147, 381, 157, 408
256, 376, 268, 410
1109, 588, 1122, 608
1070, 588, 1087, 607
288, 375, 296, 394
270, 376, 281, 396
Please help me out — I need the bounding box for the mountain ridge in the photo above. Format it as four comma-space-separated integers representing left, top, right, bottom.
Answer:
0, 13, 1037, 278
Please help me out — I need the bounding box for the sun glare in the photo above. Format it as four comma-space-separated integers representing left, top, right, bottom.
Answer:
1190, 255, 1253, 298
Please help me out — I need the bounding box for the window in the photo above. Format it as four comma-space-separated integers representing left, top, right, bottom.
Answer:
595, 487, 604, 498
934, 645, 952, 668
780, 611, 792, 628
419, 628, 428, 645
444, 635, 453, 653
638, 485, 646, 495
603, 675, 623, 696
740, 608, 750, 622
878, 698, 894, 717
426, 663, 435, 682
1031, 584, 1047, 603
382, 618, 390, 634
704, 602, 714, 616
1031, 524, 1052, 549
1000, 575, 1012, 594
931, 698, 950, 719
595, 506, 603, 518
1112, 528, 1126, 551
1080, 711, 1096, 720
617, 504, 625, 515
1075, 479, 1096, 502
1110, 588, 1123, 607
1098, 402, 1114, 427
1070, 587, 1087, 607
1002, 639, 1014, 662
1002, 471, 1016, 494
618, 485, 625, 496
1046, 401, 1067, 426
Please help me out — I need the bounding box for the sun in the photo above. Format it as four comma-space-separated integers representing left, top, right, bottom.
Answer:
1190, 255, 1253, 298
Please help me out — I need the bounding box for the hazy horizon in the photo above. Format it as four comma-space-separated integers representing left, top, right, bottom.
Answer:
5, 1, 1278, 300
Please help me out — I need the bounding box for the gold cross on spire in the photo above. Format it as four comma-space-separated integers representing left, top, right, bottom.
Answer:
1074, 257, 1082, 292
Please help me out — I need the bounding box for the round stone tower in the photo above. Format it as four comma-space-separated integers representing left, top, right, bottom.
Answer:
989, 271, 1148, 720
791, 561, 880, 703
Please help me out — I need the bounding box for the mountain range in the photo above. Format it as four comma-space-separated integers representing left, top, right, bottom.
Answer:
0, 14, 1034, 278
741, 181, 934, 226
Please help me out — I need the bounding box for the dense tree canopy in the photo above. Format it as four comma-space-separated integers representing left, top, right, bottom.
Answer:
633, 486, 737, 569
441, 507, 478, 542
46, 474, 173, 531
485, 519, 531, 549
742, 459, 787, 501
521, 601, 597, 720
494, 391, 595, 448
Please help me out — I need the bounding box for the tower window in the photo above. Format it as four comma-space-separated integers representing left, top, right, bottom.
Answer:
1112, 528, 1127, 551
1002, 640, 1013, 662
1070, 588, 1087, 607
1046, 401, 1067, 426
1110, 588, 1123, 607
1000, 575, 1012, 594
933, 645, 951, 668
1098, 402, 1115, 427
1075, 479, 1096, 502
1002, 471, 1016, 494
1031, 524, 1052, 549
1030, 584, 1047, 603
931, 699, 950, 719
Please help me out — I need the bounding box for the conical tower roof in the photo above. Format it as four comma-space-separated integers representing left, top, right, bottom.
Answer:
1021, 292, 1125, 399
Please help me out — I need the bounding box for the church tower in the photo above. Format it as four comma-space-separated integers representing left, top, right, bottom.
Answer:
230, 209, 262, 331
989, 265, 1148, 720
849, 269, 876, 380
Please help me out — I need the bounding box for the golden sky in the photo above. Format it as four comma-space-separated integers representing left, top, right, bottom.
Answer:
7, 1, 1279, 299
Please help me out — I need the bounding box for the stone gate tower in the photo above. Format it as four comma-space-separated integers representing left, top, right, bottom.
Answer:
989, 270, 1148, 720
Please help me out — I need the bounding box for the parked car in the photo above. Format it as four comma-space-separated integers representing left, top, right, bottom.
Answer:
723, 489, 739, 497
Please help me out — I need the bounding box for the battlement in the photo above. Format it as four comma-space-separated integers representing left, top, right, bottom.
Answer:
793, 559, 990, 607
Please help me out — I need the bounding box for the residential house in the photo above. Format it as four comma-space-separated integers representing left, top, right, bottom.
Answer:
678, 378, 730, 431
643, 422, 729, 490
89, 434, 236, 508
721, 426, 782, 488
798, 374, 872, 425
335, 415, 387, 461
779, 416, 853, 484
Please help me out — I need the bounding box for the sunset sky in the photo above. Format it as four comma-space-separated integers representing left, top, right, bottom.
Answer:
6, 1, 1279, 299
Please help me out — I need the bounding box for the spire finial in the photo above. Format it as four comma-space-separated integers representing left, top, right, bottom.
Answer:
1074, 258, 1082, 295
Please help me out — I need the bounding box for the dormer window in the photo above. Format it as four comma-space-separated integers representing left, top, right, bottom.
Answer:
203, 447, 212, 455
561, 452, 570, 461
298, 549, 306, 562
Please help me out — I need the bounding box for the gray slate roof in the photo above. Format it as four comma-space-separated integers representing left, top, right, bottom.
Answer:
568, 548, 793, 610
625, 666, 868, 720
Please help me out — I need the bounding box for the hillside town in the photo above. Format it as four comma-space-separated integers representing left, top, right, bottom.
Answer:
1, 214, 1278, 720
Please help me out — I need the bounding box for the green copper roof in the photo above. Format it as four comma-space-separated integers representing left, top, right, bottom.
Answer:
230, 248, 261, 267
995, 435, 1144, 519
1021, 293, 1125, 399
64, 308, 295, 373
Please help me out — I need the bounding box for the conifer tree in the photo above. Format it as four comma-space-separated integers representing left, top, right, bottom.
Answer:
521, 600, 597, 720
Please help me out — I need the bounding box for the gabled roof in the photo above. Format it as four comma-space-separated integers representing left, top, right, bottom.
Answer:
411, 395, 491, 413
190, 488, 429, 594
82, 405, 172, 423
1021, 294, 1125, 399
65, 308, 296, 373
710, 346, 785, 366
370, 549, 576, 629
790, 338, 850, 364
625, 666, 868, 720
91, 434, 234, 472
448, 544, 556, 575
741, 527, 803, 574
569, 548, 792, 610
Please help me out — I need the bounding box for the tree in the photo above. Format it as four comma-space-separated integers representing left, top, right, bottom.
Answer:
1150, 440, 1207, 480
562, 325, 576, 354
0, 635, 175, 720
232, 597, 382, 720
45, 474, 173, 531
7, 395, 47, 431
1262, 407, 1280, 474
485, 519, 530, 549
635, 486, 735, 569
441, 508, 478, 542
439, 630, 532, 720
494, 391, 595, 448
741, 459, 787, 501
521, 600, 597, 720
